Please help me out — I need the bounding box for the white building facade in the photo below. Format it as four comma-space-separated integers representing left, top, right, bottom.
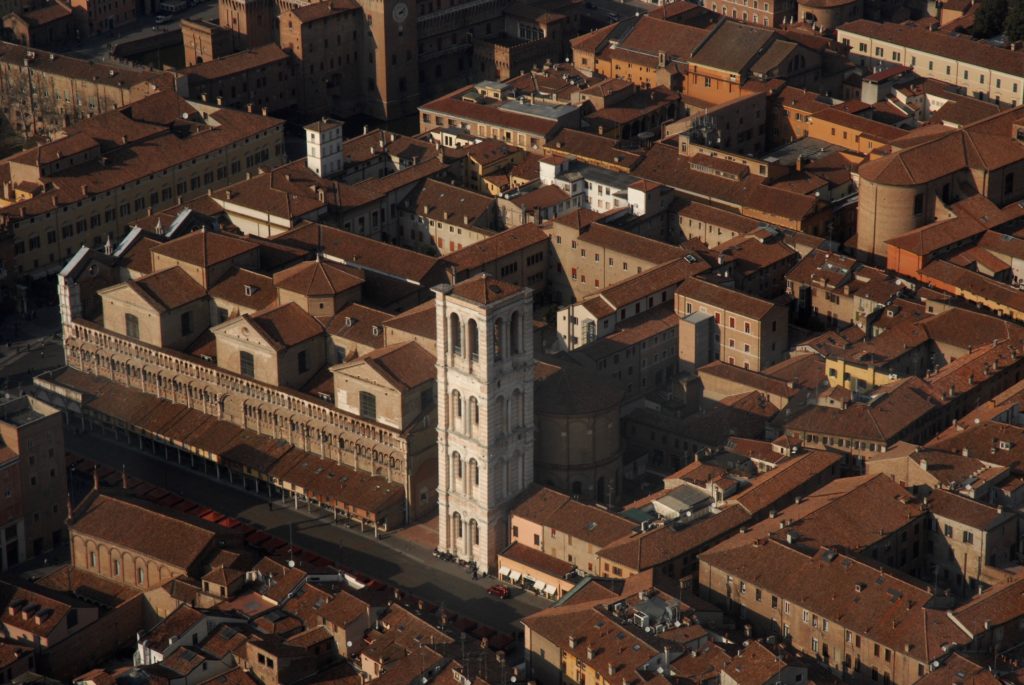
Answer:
434, 275, 535, 572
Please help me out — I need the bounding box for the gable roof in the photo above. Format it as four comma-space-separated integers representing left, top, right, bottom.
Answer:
71, 493, 217, 570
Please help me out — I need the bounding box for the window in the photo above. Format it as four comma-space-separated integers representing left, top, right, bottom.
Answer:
943, 524, 953, 538
125, 313, 140, 340
913, 193, 924, 215
962, 530, 974, 544
113, 559, 120, 576
298, 350, 308, 373
89, 551, 96, 567
180, 311, 192, 336
359, 391, 377, 420
239, 351, 255, 378
137, 567, 145, 585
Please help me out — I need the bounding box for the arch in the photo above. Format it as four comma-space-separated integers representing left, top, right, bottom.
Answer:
510, 311, 522, 355
451, 389, 462, 430
469, 396, 479, 430
468, 319, 480, 361
449, 312, 462, 357
469, 519, 479, 546
511, 389, 523, 428
452, 451, 463, 480
469, 458, 479, 492
493, 317, 504, 360
496, 396, 508, 436
452, 511, 463, 540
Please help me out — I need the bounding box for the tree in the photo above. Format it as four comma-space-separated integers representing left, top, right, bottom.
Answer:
973, 0, 1008, 37
1007, 0, 1024, 40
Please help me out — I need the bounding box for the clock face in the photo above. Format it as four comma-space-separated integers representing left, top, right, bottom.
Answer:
392, 2, 408, 22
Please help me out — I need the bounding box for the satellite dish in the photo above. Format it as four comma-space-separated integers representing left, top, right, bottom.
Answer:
287, 559, 296, 568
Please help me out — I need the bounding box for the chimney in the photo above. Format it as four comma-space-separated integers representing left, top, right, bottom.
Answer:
568, 636, 577, 649
261, 106, 268, 116
587, 646, 595, 660
216, 96, 223, 106
607, 664, 615, 677
795, 155, 803, 172
246, 103, 254, 113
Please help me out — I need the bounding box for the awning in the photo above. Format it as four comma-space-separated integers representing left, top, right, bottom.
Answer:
533, 579, 546, 591
544, 584, 557, 596
499, 566, 511, 577
509, 570, 522, 582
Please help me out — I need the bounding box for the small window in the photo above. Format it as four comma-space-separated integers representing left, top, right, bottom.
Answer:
125, 313, 140, 340
359, 391, 377, 420
239, 351, 255, 378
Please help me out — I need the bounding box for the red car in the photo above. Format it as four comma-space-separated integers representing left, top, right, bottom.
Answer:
487, 584, 510, 599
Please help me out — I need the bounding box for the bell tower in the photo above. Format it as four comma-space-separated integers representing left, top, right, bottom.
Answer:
360, 0, 420, 119
434, 275, 534, 573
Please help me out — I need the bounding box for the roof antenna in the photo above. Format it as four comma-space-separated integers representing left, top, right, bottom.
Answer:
288, 523, 295, 568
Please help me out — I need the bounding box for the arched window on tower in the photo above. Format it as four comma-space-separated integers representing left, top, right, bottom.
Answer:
468, 319, 479, 362
470, 397, 479, 429
452, 389, 462, 430
450, 313, 462, 357
453, 451, 462, 479
453, 511, 463, 538
496, 396, 508, 436
510, 311, 521, 355
493, 318, 504, 360
511, 389, 523, 428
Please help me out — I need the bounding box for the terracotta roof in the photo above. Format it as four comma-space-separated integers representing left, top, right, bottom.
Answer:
597, 506, 749, 570
729, 450, 842, 517
341, 341, 436, 391
677, 277, 777, 319
512, 487, 636, 547
286, 0, 360, 21
326, 303, 389, 347
543, 129, 643, 170
410, 178, 495, 229
500, 542, 574, 577
953, 576, 1024, 635
787, 378, 940, 442
276, 222, 440, 284
442, 223, 549, 274
180, 44, 289, 81
71, 493, 217, 570
858, 107, 1024, 186
700, 539, 967, 662
208, 267, 277, 311
151, 230, 257, 269
448, 273, 524, 305
690, 21, 777, 73
247, 301, 324, 349
927, 488, 1010, 530
273, 259, 364, 297
384, 301, 436, 343
839, 19, 1024, 77
128, 266, 207, 311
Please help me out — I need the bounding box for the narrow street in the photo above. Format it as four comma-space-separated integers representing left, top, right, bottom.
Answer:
66, 432, 550, 633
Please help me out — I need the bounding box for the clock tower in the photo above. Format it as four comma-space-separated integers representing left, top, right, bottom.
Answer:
360, 0, 420, 120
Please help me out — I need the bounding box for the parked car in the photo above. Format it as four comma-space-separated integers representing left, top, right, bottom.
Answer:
487, 584, 510, 599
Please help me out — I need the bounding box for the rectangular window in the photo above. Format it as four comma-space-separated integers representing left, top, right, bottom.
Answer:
359, 391, 377, 420
298, 350, 308, 373
181, 311, 192, 336
239, 351, 255, 378
125, 313, 140, 340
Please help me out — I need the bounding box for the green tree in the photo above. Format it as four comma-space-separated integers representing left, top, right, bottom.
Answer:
1007, 0, 1024, 40
973, 0, 1008, 37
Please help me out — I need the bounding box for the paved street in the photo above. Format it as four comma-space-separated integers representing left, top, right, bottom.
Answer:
67, 432, 550, 633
